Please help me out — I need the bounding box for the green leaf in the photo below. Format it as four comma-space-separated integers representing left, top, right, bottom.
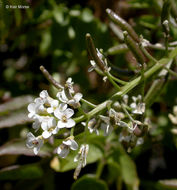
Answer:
107, 159, 122, 186
0, 164, 43, 180
71, 175, 108, 190
111, 143, 139, 190
55, 144, 103, 172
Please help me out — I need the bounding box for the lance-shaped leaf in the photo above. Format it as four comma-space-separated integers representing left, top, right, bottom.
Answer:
0, 139, 51, 157
0, 95, 34, 115
0, 110, 32, 128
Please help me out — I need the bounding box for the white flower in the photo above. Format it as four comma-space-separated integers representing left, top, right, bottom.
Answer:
40, 90, 49, 99
68, 93, 83, 108
82, 118, 99, 135
54, 107, 75, 128
57, 90, 82, 108
100, 115, 113, 136
57, 137, 78, 158
26, 132, 43, 155
32, 116, 42, 132
46, 99, 59, 113
41, 116, 58, 139
130, 95, 145, 115
65, 78, 74, 94
27, 102, 45, 119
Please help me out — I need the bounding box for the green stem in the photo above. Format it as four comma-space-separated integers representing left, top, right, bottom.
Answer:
105, 71, 121, 90
96, 159, 105, 179
81, 98, 97, 108
121, 103, 134, 122
78, 106, 87, 117
141, 63, 145, 100
109, 73, 128, 85
70, 127, 74, 136
74, 100, 112, 123
139, 43, 157, 63
73, 47, 177, 124
164, 67, 177, 77
95, 68, 127, 85
111, 57, 172, 99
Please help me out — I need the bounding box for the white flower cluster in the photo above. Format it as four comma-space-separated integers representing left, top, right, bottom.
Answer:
26, 78, 82, 157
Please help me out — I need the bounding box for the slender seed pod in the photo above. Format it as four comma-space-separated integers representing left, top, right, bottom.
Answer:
106, 8, 139, 43
86, 33, 105, 72
123, 31, 146, 65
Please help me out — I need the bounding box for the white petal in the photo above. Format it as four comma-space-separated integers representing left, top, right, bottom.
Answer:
54, 108, 63, 120
41, 121, 48, 131
59, 103, 67, 112
70, 139, 78, 150
27, 103, 36, 113
130, 102, 136, 109
51, 99, 59, 107
57, 147, 70, 158
57, 91, 68, 103
65, 108, 74, 118
32, 120, 40, 132
66, 119, 75, 128
63, 139, 72, 146
26, 133, 35, 148
48, 117, 56, 128
40, 90, 48, 98
27, 132, 35, 140
81, 122, 86, 126
74, 93, 83, 102
74, 154, 79, 162
52, 127, 59, 134
42, 130, 51, 139
67, 77, 72, 83
33, 147, 39, 155
34, 97, 44, 104
57, 121, 67, 128
47, 107, 53, 113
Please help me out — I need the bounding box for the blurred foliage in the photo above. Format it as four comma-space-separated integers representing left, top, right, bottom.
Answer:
0, 0, 177, 190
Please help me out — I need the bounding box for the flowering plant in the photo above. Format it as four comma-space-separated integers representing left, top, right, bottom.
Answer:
25, 4, 177, 189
